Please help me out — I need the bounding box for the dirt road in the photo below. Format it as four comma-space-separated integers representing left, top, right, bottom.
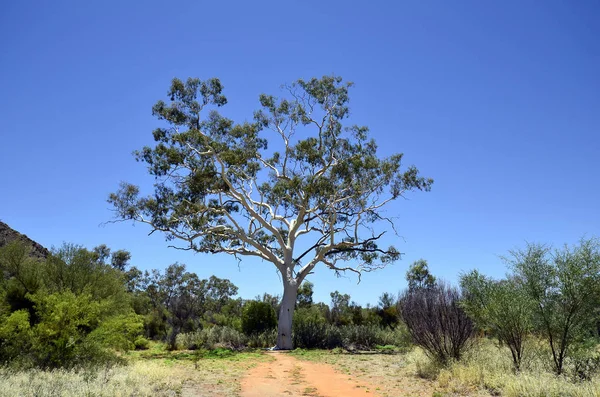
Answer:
240, 351, 380, 397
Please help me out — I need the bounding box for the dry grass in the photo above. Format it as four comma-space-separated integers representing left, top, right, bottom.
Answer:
0, 345, 270, 397
428, 340, 600, 397
291, 349, 447, 397
292, 340, 600, 397
3, 340, 600, 396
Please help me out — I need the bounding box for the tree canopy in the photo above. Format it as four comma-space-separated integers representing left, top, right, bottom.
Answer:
109, 75, 432, 348
406, 259, 437, 291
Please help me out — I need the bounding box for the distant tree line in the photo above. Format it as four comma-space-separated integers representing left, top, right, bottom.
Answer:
2, 236, 599, 381
0, 240, 406, 368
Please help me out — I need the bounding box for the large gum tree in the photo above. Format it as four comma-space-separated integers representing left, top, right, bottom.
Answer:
109, 76, 432, 349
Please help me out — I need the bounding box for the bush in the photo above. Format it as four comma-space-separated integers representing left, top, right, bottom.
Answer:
292, 320, 410, 351
88, 313, 144, 351
323, 325, 344, 349
134, 337, 150, 350
460, 271, 535, 371
0, 310, 33, 364
246, 329, 277, 348
241, 301, 277, 335
293, 307, 328, 348
29, 292, 102, 368
567, 340, 600, 381
176, 326, 247, 350
209, 326, 246, 350
377, 323, 413, 350
176, 330, 205, 350
341, 324, 381, 349
399, 282, 475, 365
509, 239, 600, 375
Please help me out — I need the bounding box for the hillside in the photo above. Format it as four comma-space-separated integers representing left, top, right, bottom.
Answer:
0, 220, 49, 258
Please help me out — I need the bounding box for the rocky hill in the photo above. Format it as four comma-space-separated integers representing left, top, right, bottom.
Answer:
0, 221, 50, 259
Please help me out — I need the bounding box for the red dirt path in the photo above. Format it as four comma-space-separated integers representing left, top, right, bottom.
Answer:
240, 351, 380, 397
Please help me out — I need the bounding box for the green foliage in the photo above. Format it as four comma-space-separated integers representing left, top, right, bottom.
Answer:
135, 264, 240, 346
0, 241, 43, 315
176, 326, 246, 350
406, 259, 436, 292
109, 75, 432, 349
134, 336, 150, 350
45, 244, 130, 306
246, 329, 277, 348
88, 313, 144, 351
296, 281, 314, 308
293, 306, 329, 348
341, 324, 381, 349
568, 339, 600, 381
460, 270, 535, 371
0, 241, 138, 368
509, 238, 600, 374
29, 291, 107, 367
377, 292, 400, 328
292, 303, 408, 350
0, 310, 33, 363
241, 300, 277, 335
329, 291, 352, 326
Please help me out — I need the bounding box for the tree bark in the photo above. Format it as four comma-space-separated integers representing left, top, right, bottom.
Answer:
276, 278, 298, 350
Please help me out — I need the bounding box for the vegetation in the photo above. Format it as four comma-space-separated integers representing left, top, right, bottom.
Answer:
399, 282, 475, 364
241, 300, 277, 336
508, 239, 600, 375
2, 228, 600, 396
0, 241, 138, 369
406, 258, 437, 291
108, 75, 432, 349
460, 271, 535, 371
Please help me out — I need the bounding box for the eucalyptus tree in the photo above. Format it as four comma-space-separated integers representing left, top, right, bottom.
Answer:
109, 75, 432, 349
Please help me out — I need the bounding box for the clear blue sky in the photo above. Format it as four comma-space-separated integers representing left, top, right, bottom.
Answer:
1, 1, 598, 306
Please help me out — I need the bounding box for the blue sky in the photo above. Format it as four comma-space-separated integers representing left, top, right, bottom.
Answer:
1, 1, 598, 305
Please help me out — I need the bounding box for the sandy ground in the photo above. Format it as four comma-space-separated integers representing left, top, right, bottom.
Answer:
240, 351, 380, 397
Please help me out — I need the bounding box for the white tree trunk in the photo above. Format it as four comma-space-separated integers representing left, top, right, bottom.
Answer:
276, 278, 298, 350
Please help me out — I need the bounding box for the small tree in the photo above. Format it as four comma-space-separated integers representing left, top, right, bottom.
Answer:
143, 263, 207, 348
108, 76, 432, 349
377, 292, 400, 328
509, 239, 600, 375
242, 300, 277, 335
460, 270, 535, 371
296, 281, 314, 308
399, 282, 474, 364
406, 259, 436, 292
330, 290, 352, 326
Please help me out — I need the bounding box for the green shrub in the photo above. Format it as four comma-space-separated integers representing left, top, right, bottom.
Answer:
246, 329, 277, 348
0, 310, 33, 363
176, 326, 247, 350
567, 340, 600, 381
176, 330, 206, 350
341, 324, 381, 349
29, 292, 101, 368
134, 336, 150, 350
323, 325, 343, 349
292, 319, 410, 350
88, 313, 144, 351
293, 306, 329, 348
293, 321, 327, 348
207, 326, 246, 350
241, 301, 277, 335
377, 324, 413, 350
